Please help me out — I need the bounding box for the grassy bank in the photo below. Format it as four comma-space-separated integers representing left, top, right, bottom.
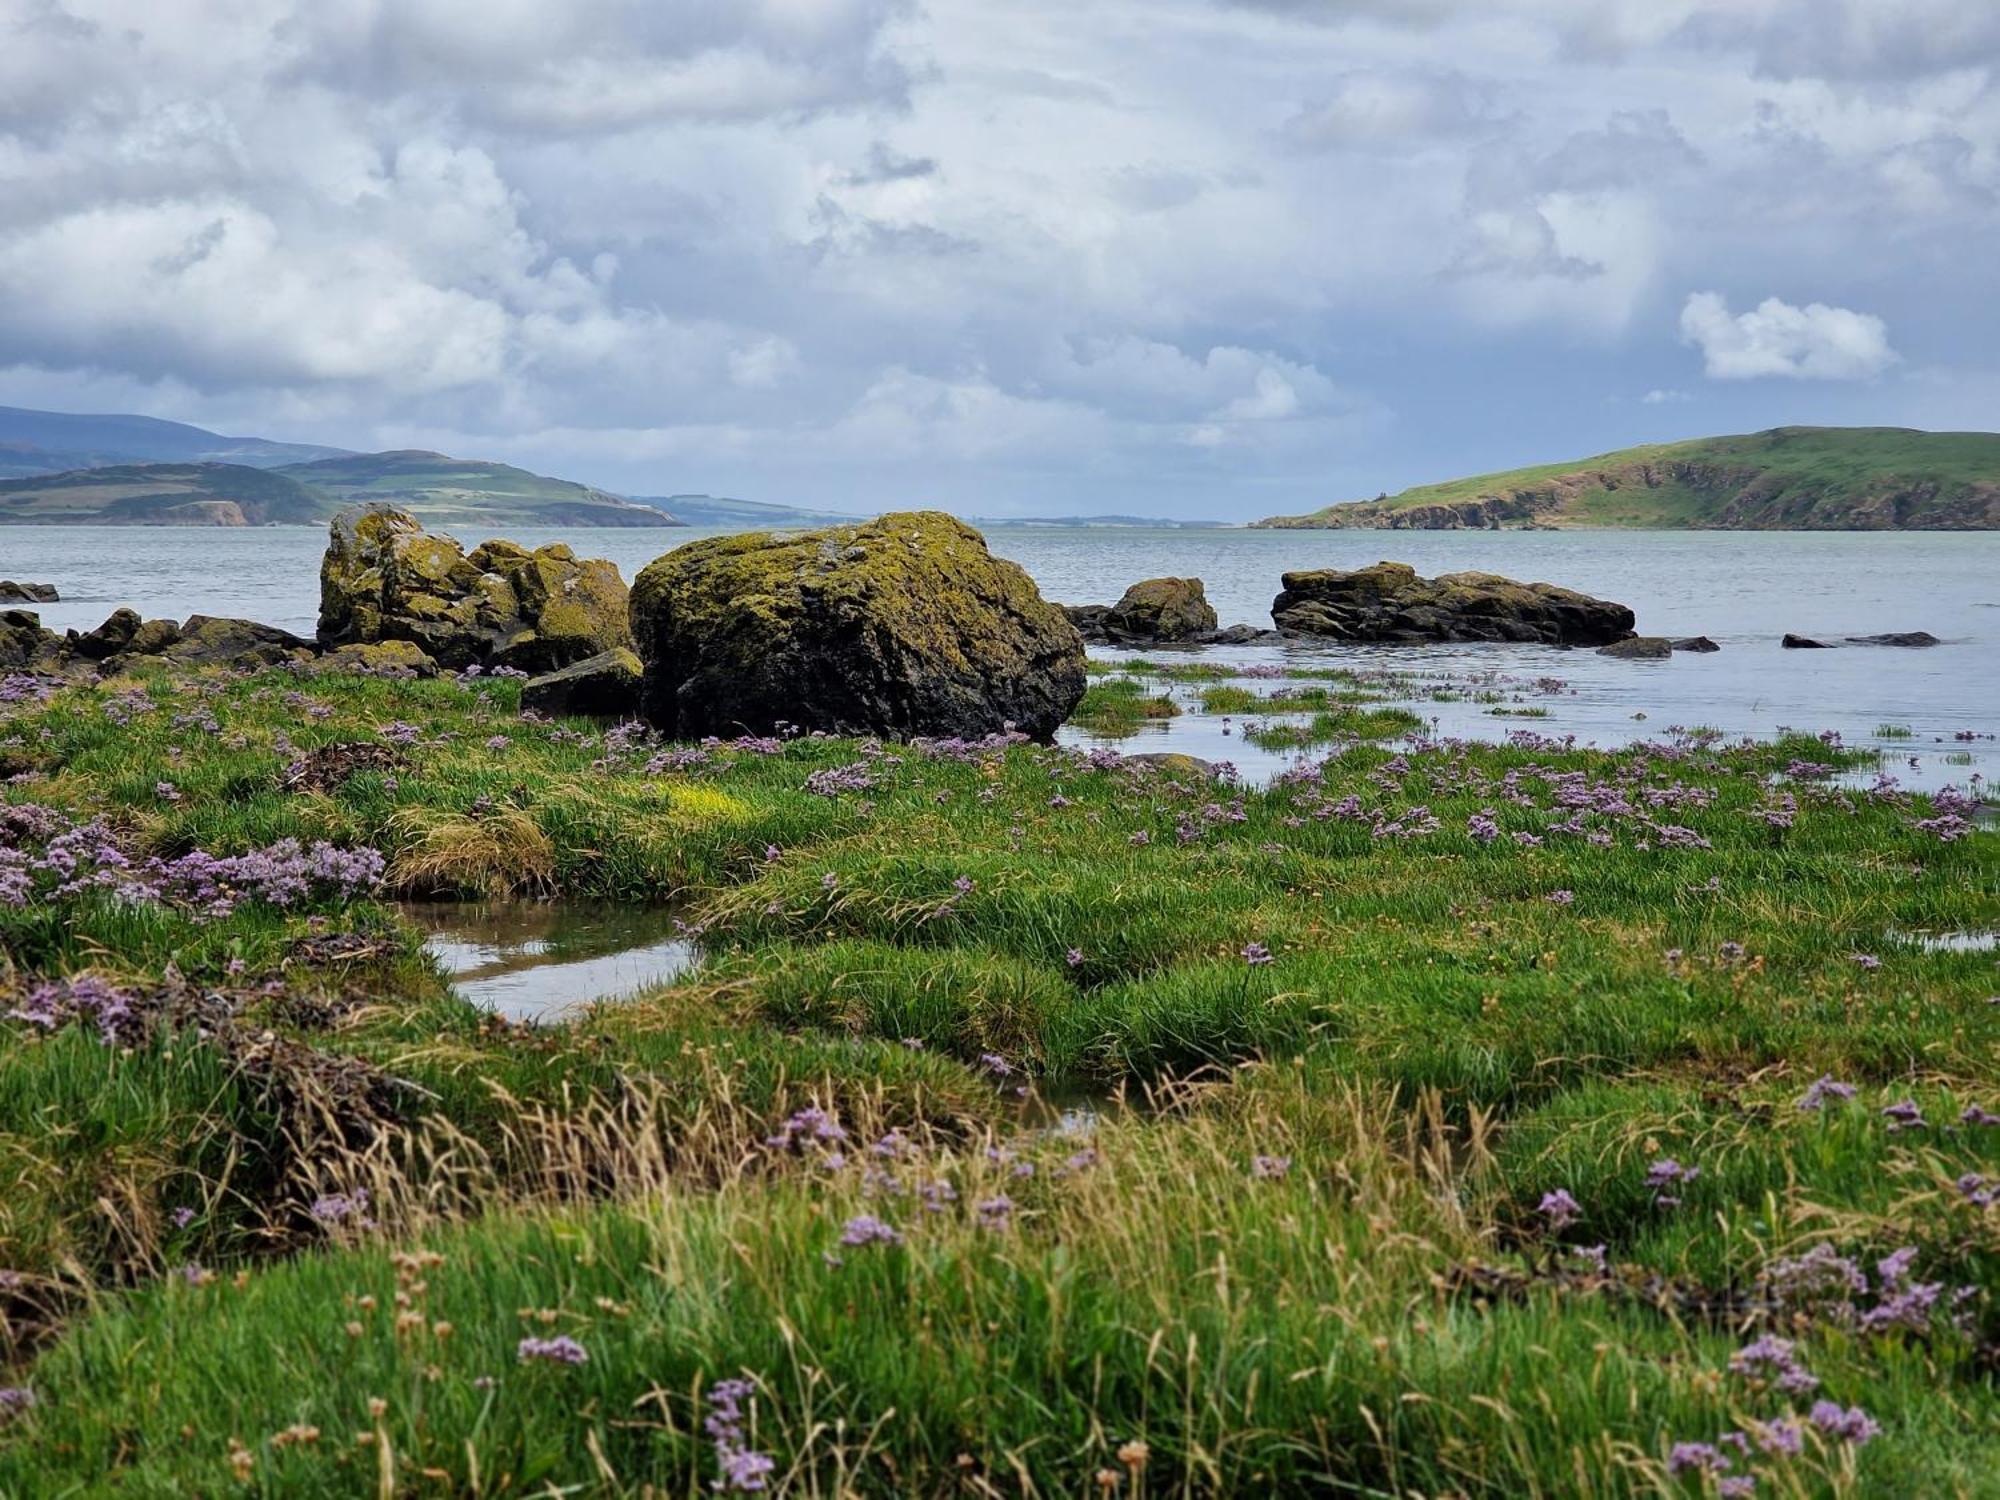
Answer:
0, 661, 1995, 1495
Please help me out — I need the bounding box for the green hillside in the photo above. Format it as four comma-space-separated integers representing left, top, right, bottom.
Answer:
1255, 426, 2000, 530
282, 452, 683, 528
0, 462, 332, 525
634, 493, 864, 527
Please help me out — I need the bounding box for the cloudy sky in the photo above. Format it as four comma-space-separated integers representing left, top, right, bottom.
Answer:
2, 0, 1996, 517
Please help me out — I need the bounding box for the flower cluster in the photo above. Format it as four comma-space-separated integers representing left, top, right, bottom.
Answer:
706, 1378, 776, 1493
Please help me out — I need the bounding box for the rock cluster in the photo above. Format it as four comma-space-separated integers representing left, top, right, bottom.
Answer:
1272, 562, 1635, 646
317, 503, 630, 673
629, 511, 1084, 741
0, 581, 58, 604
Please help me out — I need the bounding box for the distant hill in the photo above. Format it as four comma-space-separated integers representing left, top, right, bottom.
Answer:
277, 452, 684, 529
1254, 427, 2000, 531
0, 404, 349, 477
633, 494, 865, 527
0, 462, 332, 526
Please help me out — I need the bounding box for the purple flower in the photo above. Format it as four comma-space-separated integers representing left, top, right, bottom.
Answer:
1796, 1075, 1857, 1111
517, 1335, 588, 1365
1955, 1173, 1995, 1207
1961, 1103, 2000, 1127
1809, 1401, 1881, 1445
1730, 1335, 1817, 1393
1466, 813, 1499, 845
1882, 1098, 1927, 1131
838, 1214, 902, 1248
1252, 1155, 1292, 1180
1065, 947, 1085, 967
1545, 889, 1575, 906
1850, 952, 1880, 971
309, 1189, 372, 1226
171, 1206, 196, 1229
1537, 1189, 1581, 1230
1241, 942, 1274, 966
975, 1194, 1016, 1231
1667, 1441, 1729, 1477
1645, 1157, 1700, 1207
706, 1377, 776, 1492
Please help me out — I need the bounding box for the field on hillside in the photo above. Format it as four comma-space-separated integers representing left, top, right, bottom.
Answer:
0, 661, 1995, 1495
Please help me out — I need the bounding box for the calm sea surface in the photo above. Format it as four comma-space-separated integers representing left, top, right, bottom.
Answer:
4, 524, 1995, 790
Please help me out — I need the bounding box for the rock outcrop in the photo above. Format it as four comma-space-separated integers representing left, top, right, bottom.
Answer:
165, 616, 317, 669
1067, 578, 1219, 645
317, 503, 631, 673
1271, 562, 1635, 646
520, 648, 643, 719
0, 581, 58, 604
1782, 634, 1832, 649
1597, 635, 1671, 660
0, 610, 64, 671
1847, 631, 1940, 647
629, 511, 1085, 741
320, 641, 439, 676
1671, 637, 1721, 653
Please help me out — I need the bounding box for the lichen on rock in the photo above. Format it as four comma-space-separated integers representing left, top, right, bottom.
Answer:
1272, 561, 1634, 646
317, 503, 631, 672
629, 511, 1085, 741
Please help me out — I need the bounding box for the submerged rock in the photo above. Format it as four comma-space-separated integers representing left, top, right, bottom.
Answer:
520, 647, 643, 719
1781, 634, 1832, 649
317, 503, 631, 672
165, 616, 316, 669
630, 511, 1084, 741
0, 581, 58, 604
1208, 623, 1279, 645
1597, 635, 1671, 659
1671, 636, 1721, 653
1846, 631, 1941, 647
1272, 561, 1635, 646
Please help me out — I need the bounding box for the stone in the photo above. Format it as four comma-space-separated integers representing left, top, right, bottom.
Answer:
0, 609, 64, 671
72, 607, 142, 660
630, 511, 1085, 741
1102, 577, 1218, 643
1845, 631, 1941, 647
520, 647, 643, 719
317, 503, 632, 672
125, 619, 183, 656
1124, 752, 1219, 778
320, 641, 440, 677
1781, 634, 1832, 649
1671, 636, 1721, 653
0, 581, 58, 604
165, 615, 317, 669
1208, 623, 1278, 645
1272, 561, 1635, 646
1596, 635, 1672, 659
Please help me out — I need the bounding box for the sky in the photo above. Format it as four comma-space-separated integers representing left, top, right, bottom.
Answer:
1, 0, 1997, 519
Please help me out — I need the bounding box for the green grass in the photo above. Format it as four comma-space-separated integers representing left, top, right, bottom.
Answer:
0, 663, 1996, 1495
1257, 426, 2000, 530
1067, 677, 1181, 736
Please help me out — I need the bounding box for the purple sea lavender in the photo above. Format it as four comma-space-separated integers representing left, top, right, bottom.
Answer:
0, 1387, 35, 1422
1961, 1103, 2000, 1127
1795, 1076, 1858, 1111
1881, 1098, 1927, 1132
517, 1335, 588, 1365
974, 1194, 1016, 1231
1252, 1155, 1292, 1180
1537, 1189, 1581, 1230
838, 1214, 902, 1248
1645, 1157, 1700, 1208
1730, 1335, 1818, 1393
1241, 941, 1274, 966
706, 1378, 775, 1492
1809, 1402, 1881, 1445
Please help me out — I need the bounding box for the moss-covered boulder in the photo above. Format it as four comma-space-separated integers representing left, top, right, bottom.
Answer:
164, 616, 316, 669
317, 503, 631, 672
630, 512, 1085, 741
1272, 561, 1634, 646
320, 641, 440, 677
0, 609, 64, 671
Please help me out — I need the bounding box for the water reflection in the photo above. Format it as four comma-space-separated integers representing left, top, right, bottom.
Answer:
400, 900, 701, 1024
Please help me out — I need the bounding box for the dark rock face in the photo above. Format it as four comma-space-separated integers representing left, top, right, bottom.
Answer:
318, 503, 631, 673
1846, 631, 1940, 647
630, 511, 1085, 741
1782, 634, 1832, 649
1272, 561, 1635, 646
165, 616, 316, 669
73, 608, 143, 660
0, 610, 63, 671
0, 581, 58, 604
520, 648, 643, 719
1597, 635, 1671, 659
1671, 637, 1721, 653
1067, 578, 1224, 645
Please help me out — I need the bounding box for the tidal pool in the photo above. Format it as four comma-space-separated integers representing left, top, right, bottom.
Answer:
400, 900, 701, 1024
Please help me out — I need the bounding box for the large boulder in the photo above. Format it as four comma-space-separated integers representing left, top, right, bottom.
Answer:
520, 647, 643, 720
1272, 562, 1634, 646
629, 511, 1085, 741
1091, 578, 1219, 644
320, 641, 439, 677
0, 610, 64, 671
317, 504, 631, 673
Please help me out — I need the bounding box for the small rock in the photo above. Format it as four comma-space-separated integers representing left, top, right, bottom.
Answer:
520, 647, 643, 719
0, 581, 58, 604
320, 641, 440, 677
73, 607, 142, 660
1781, 634, 1833, 649
1845, 631, 1941, 648
0, 609, 64, 671
1124, 752, 1218, 778
165, 616, 317, 669
1670, 636, 1720, 653
1596, 635, 1671, 660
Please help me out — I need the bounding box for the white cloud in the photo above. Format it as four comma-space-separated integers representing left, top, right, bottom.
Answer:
1679, 291, 1898, 380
